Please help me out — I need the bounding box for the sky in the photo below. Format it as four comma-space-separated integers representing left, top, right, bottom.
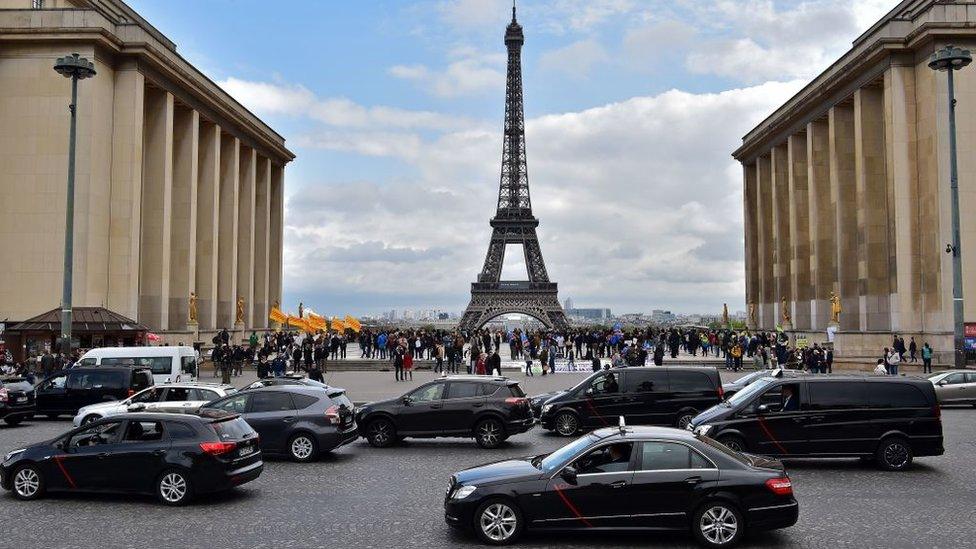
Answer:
127, 0, 897, 317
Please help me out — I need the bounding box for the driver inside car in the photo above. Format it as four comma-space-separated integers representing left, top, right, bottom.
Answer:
577, 443, 632, 474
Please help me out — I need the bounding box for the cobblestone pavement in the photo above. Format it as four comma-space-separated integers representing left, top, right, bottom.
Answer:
0, 385, 973, 549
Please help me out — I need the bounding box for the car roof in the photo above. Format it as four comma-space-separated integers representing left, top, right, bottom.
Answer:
439, 375, 513, 384
249, 385, 346, 395
608, 366, 719, 373
590, 425, 699, 442
156, 382, 234, 389
67, 366, 151, 373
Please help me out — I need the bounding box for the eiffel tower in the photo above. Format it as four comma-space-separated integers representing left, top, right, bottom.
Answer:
459, 5, 569, 332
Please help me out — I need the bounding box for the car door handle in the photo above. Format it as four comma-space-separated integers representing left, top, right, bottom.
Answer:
608, 480, 627, 488
282, 416, 296, 423
152, 449, 166, 456
429, 404, 443, 409
685, 476, 702, 484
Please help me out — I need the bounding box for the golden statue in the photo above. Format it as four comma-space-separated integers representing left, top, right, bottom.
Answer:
781, 297, 791, 324
747, 302, 757, 326
298, 301, 304, 319
829, 291, 841, 324
188, 291, 198, 323
236, 296, 246, 324
722, 303, 730, 326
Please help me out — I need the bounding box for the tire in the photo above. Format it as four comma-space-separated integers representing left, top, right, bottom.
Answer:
288, 433, 318, 463
81, 414, 100, 426
692, 501, 744, 548
875, 437, 913, 471
366, 418, 396, 448
676, 410, 698, 430
156, 469, 192, 506
4, 416, 23, 427
473, 498, 524, 545
475, 418, 505, 449
554, 411, 579, 437
717, 434, 746, 453
11, 464, 45, 501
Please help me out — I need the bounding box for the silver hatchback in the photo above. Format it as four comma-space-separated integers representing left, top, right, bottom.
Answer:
928, 370, 976, 406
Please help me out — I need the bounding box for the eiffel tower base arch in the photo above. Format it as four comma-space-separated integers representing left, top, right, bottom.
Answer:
460, 284, 569, 331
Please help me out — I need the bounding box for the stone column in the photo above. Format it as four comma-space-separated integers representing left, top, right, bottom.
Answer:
269, 163, 285, 312
138, 87, 174, 331
807, 118, 834, 330
829, 104, 859, 331
237, 146, 257, 329
743, 162, 759, 328
195, 121, 220, 330
168, 106, 199, 330
884, 60, 920, 334
107, 65, 144, 320
755, 154, 774, 328
217, 133, 239, 330
788, 133, 811, 330
253, 156, 272, 329
771, 144, 792, 327
854, 85, 891, 332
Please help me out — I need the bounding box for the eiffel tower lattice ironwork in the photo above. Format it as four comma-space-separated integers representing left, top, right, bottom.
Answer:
459, 5, 568, 331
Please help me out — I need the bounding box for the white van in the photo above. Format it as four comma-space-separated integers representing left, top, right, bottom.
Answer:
76, 346, 198, 384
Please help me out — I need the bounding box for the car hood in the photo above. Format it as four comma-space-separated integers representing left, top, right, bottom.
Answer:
690, 402, 733, 427
77, 400, 127, 415
453, 457, 543, 486
531, 390, 566, 404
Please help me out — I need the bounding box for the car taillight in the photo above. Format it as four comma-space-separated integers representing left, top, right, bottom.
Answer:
325, 405, 341, 425
199, 441, 237, 455
505, 397, 528, 407
127, 389, 135, 398
765, 477, 793, 496
717, 385, 725, 399
0, 388, 8, 403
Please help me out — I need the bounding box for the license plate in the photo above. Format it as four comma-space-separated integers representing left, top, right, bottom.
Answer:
238, 445, 255, 457
15, 397, 26, 403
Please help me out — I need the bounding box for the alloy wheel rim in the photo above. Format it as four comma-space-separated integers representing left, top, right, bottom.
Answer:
557, 414, 576, 435
371, 422, 390, 445
700, 505, 737, 545
480, 503, 517, 541
159, 473, 187, 502
14, 468, 39, 497
83, 415, 98, 425
678, 414, 694, 429
292, 436, 314, 459
884, 443, 909, 468
724, 439, 743, 452
480, 422, 500, 445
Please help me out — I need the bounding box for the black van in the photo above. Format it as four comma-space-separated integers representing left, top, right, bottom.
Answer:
538, 366, 723, 435
34, 367, 154, 418
688, 374, 944, 471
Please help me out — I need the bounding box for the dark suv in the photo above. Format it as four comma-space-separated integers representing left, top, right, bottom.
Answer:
34, 367, 154, 418
538, 366, 723, 436
0, 376, 36, 426
356, 375, 534, 449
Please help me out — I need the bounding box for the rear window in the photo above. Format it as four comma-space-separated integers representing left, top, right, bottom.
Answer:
808, 382, 865, 410
865, 383, 929, 408
507, 384, 525, 398
329, 392, 353, 409
212, 418, 255, 440
292, 393, 320, 409
68, 370, 125, 390
669, 371, 715, 392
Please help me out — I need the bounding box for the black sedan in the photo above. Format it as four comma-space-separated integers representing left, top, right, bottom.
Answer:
0, 376, 35, 426
445, 425, 798, 547
203, 386, 357, 462
0, 411, 262, 505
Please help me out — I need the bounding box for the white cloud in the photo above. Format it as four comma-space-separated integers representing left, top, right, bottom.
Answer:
388, 49, 505, 97
538, 39, 609, 78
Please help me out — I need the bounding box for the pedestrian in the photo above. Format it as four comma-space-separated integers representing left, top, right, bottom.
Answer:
434, 342, 445, 374
921, 342, 933, 373
403, 348, 413, 381
475, 352, 486, 376
873, 359, 888, 376
909, 337, 918, 362
488, 349, 502, 376
393, 345, 405, 382
885, 347, 900, 375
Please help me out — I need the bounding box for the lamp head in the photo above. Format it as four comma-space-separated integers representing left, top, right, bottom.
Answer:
928, 45, 972, 72
54, 53, 96, 80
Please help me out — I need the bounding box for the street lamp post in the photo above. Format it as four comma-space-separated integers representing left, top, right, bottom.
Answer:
53, 53, 96, 358
929, 45, 972, 369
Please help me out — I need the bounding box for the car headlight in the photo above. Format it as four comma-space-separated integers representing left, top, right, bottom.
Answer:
4, 449, 25, 462
542, 404, 553, 415
452, 485, 477, 500
694, 424, 713, 436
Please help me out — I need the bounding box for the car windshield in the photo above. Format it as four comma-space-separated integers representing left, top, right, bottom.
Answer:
726, 377, 775, 407
538, 434, 598, 473
738, 371, 766, 385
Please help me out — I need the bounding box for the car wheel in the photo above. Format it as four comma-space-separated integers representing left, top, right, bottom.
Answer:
475, 418, 505, 449
554, 411, 579, 437
676, 410, 697, 429
717, 434, 746, 453
288, 433, 318, 463
876, 437, 913, 471
693, 502, 743, 548
4, 416, 23, 427
474, 498, 524, 545
156, 470, 192, 506
81, 414, 100, 426
366, 418, 396, 448
12, 464, 45, 501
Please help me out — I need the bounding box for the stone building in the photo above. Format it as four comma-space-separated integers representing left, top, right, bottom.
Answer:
0, 0, 294, 343
733, 0, 976, 363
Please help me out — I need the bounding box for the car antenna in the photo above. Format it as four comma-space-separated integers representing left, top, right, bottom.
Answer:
618, 415, 626, 433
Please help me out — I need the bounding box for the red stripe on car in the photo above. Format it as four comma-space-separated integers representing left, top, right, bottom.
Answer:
553, 484, 593, 527
53, 455, 77, 489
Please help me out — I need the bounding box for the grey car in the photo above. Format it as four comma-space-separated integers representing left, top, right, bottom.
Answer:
928, 370, 976, 406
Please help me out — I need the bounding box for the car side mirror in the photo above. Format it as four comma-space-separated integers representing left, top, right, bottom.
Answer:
561, 466, 578, 484
584, 388, 594, 396
402, 396, 413, 406
937, 380, 947, 386
127, 403, 146, 412
757, 404, 769, 414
